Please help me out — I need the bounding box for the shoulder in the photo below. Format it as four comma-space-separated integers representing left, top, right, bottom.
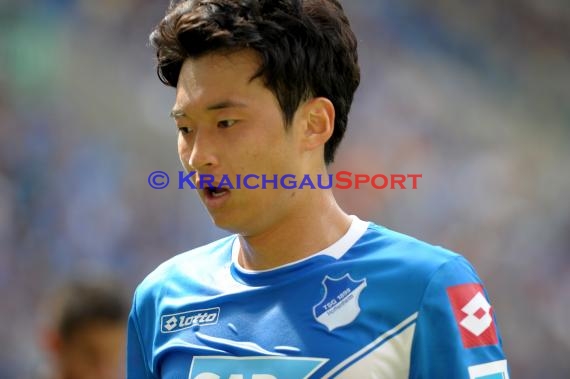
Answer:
133, 235, 236, 307
359, 222, 489, 308
355, 222, 470, 278
347, 221, 486, 308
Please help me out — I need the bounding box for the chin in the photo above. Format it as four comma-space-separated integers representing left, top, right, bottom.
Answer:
208, 213, 244, 234
210, 212, 265, 237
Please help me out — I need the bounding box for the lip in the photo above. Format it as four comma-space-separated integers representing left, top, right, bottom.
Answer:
201, 186, 231, 209
196, 180, 231, 210
196, 178, 222, 190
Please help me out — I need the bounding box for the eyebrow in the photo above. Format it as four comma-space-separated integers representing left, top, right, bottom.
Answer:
169, 109, 186, 119
170, 100, 248, 119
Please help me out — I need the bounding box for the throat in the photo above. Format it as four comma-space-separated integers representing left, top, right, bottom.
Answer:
236, 211, 352, 271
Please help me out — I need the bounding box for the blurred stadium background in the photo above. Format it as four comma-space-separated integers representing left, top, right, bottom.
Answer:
1, 0, 569, 377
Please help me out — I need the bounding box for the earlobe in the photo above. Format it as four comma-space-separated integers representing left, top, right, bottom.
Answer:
42, 329, 62, 354
303, 97, 335, 150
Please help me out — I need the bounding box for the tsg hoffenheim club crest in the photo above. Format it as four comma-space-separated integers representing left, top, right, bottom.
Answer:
313, 274, 367, 331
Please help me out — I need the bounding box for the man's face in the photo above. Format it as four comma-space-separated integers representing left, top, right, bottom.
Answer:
174, 50, 308, 235
57, 322, 125, 379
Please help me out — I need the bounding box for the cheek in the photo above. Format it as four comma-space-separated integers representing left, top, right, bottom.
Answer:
60, 346, 91, 375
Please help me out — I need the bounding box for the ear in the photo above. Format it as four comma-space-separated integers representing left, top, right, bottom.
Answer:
41, 329, 63, 355
300, 97, 335, 152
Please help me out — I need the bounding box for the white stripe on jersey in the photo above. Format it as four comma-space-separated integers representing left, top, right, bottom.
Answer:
324, 312, 418, 378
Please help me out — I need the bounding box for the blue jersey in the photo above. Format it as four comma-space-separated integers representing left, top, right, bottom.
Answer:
127, 217, 509, 378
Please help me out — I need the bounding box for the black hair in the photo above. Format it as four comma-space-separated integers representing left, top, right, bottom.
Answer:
51, 280, 127, 340
150, 0, 360, 164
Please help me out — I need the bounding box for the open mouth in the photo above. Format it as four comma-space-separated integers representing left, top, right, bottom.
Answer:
204, 186, 230, 199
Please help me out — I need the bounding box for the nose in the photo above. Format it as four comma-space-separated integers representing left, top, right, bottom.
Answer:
185, 129, 219, 171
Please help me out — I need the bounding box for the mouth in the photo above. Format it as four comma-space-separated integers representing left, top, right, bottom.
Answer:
204, 186, 230, 198
201, 185, 231, 209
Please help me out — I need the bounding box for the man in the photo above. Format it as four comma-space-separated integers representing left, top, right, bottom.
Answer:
127, 0, 509, 378
39, 280, 127, 379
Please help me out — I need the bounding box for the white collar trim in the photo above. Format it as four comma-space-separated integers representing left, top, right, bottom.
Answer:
231, 215, 369, 274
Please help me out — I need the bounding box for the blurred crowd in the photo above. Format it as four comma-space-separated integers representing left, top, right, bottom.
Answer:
0, 0, 569, 377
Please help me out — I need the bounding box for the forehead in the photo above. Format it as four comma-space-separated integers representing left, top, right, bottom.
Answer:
175, 50, 263, 108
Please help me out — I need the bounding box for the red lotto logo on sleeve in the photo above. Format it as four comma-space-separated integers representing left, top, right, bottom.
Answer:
446, 283, 499, 348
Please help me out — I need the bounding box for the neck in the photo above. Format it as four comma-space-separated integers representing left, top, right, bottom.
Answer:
237, 189, 351, 270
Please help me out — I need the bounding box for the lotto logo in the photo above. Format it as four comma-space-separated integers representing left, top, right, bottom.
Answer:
160, 307, 220, 333
447, 284, 498, 348
460, 292, 492, 336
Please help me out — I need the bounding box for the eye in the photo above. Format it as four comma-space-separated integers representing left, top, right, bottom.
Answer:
177, 126, 193, 135
218, 119, 237, 129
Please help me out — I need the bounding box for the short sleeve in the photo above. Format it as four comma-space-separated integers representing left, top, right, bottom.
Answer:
127, 292, 155, 379
409, 256, 509, 379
